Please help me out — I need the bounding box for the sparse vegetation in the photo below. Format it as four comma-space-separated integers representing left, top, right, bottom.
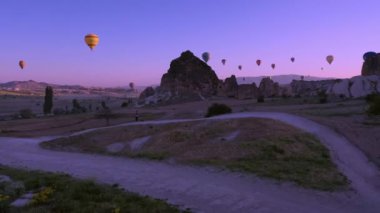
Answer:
19, 109, 34, 119
0, 165, 183, 213
365, 93, 379, 103
257, 95, 265, 103
366, 94, 380, 115
41, 118, 348, 191
318, 90, 328, 104
121, 102, 129, 108
205, 103, 232, 117
71, 99, 86, 114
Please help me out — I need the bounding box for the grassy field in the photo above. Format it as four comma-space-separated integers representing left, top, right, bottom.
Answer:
41, 118, 348, 191
0, 111, 165, 137
293, 101, 380, 167
0, 165, 186, 213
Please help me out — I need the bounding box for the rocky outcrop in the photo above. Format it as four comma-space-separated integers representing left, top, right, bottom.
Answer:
362, 53, 380, 76
218, 75, 239, 98
259, 77, 280, 97
218, 75, 260, 99
139, 86, 155, 99
291, 79, 336, 97
138, 51, 220, 105
159, 50, 220, 101
237, 83, 259, 99
291, 75, 380, 98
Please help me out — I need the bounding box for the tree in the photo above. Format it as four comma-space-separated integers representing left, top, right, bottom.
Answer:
71, 99, 86, 113
205, 103, 232, 117
43, 86, 53, 114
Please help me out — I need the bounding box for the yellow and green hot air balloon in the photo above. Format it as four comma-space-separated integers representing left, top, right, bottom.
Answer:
84, 34, 99, 50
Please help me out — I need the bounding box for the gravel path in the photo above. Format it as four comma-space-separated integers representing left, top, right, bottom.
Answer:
0, 112, 379, 213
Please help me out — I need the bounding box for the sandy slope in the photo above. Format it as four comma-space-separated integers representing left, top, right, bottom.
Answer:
0, 112, 379, 213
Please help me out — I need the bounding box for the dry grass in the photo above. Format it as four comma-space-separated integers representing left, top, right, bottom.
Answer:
0, 111, 164, 137
41, 118, 348, 190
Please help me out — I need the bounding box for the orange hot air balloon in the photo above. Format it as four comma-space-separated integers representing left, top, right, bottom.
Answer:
256, 60, 261, 66
19, 60, 25, 69
271, 64, 276, 69
238, 65, 242, 70
221, 59, 226, 65
84, 34, 99, 50
291, 57, 295, 63
326, 55, 334, 65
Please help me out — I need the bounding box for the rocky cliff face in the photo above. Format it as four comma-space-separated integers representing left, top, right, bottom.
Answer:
258, 77, 280, 97
217, 75, 239, 98
291, 75, 380, 98
160, 51, 220, 99
138, 50, 220, 104
238, 84, 259, 99
362, 53, 380, 76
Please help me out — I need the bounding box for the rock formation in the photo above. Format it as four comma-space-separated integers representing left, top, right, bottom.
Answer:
139, 86, 155, 100
291, 79, 336, 97
237, 83, 259, 99
217, 75, 239, 98
258, 77, 280, 97
138, 50, 220, 104
291, 75, 380, 98
362, 53, 380, 76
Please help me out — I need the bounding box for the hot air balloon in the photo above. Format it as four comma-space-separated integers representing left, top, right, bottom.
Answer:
326, 55, 334, 65
19, 60, 25, 69
271, 64, 275, 69
291, 57, 295, 63
256, 60, 261, 66
321, 67, 324, 70
221, 59, 226, 65
129, 82, 135, 90
202, 52, 210, 63
84, 34, 99, 50
238, 65, 242, 70
363, 52, 377, 61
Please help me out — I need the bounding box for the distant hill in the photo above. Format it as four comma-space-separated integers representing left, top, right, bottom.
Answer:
236, 74, 335, 85
0, 80, 139, 97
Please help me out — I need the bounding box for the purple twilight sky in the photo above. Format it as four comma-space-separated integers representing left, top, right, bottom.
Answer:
1, 0, 379, 87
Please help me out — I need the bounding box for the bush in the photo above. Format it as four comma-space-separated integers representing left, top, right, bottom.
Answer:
19, 109, 34, 119
365, 93, 379, 103
318, 90, 328, 104
71, 99, 87, 114
121, 102, 128, 108
53, 108, 66, 115
367, 95, 380, 115
205, 103, 232, 117
257, 96, 265, 103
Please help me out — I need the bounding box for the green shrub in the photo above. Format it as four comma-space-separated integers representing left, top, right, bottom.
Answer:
367, 95, 380, 115
19, 109, 34, 119
205, 103, 232, 117
318, 90, 328, 104
257, 96, 265, 103
365, 93, 379, 103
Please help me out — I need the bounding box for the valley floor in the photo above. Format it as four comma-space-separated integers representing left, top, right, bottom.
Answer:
0, 112, 379, 212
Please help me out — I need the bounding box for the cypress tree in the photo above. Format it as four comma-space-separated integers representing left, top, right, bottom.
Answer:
43, 86, 53, 114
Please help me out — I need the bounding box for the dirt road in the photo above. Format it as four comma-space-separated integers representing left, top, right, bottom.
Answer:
0, 112, 379, 212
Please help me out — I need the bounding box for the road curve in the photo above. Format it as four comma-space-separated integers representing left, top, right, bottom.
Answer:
0, 112, 379, 213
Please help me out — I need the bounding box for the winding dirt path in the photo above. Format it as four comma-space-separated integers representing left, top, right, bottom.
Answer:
0, 112, 379, 213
